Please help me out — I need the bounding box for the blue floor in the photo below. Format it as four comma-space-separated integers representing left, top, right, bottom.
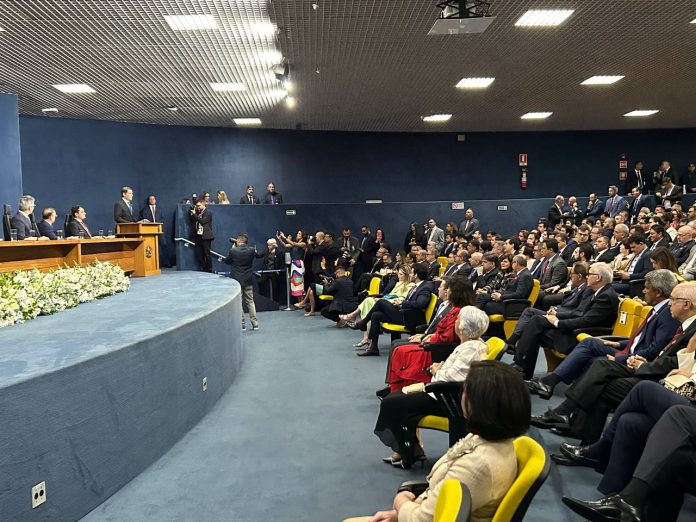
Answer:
81, 310, 695, 521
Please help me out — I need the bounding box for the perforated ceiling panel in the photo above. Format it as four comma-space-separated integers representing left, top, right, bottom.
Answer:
0, 0, 695, 132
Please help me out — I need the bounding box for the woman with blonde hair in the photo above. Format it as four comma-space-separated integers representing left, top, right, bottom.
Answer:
217, 190, 230, 204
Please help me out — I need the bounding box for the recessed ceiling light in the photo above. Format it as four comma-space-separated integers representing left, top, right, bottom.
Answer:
456, 77, 495, 89
210, 82, 246, 92
284, 81, 295, 93
581, 75, 625, 85
41, 108, 58, 113
164, 15, 217, 31
521, 112, 553, 120
515, 10, 574, 27
234, 118, 262, 126
53, 84, 95, 93
0, 26, 5, 32
246, 22, 277, 36
422, 114, 452, 123
166, 106, 178, 112
312, 3, 319, 11
286, 96, 297, 109
691, 18, 696, 24
624, 110, 659, 117
258, 50, 283, 64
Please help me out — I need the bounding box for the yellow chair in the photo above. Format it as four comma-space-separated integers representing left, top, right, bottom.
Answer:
488, 280, 541, 339
368, 276, 381, 296
544, 298, 643, 372
491, 436, 550, 522
382, 293, 438, 339
438, 256, 448, 268
318, 272, 351, 302
418, 338, 507, 434
434, 480, 472, 522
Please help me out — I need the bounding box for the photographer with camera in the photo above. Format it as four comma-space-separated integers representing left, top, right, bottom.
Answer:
223, 233, 263, 331
189, 199, 214, 272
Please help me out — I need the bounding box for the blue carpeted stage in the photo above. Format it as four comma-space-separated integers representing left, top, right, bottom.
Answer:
0, 272, 243, 521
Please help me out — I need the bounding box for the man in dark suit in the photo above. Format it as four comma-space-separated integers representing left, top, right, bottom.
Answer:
10, 195, 39, 240
538, 239, 568, 292
557, 232, 576, 264
239, 185, 260, 204
114, 186, 138, 224
483, 255, 533, 315
458, 208, 480, 240
626, 160, 647, 194
424, 252, 441, 281
139, 194, 162, 223
654, 175, 683, 210
532, 281, 696, 443
351, 264, 432, 356
258, 238, 284, 300
670, 226, 695, 266
189, 199, 214, 272
512, 262, 619, 379
37, 208, 58, 240
683, 162, 696, 193
355, 225, 379, 280
647, 224, 670, 251
628, 186, 646, 224
262, 181, 283, 204
473, 253, 500, 292
223, 233, 262, 330
527, 269, 680, 399
338, 227, 360, 266
593, 236, 615, 263
584, 193, 605, 221
320, 266, 359, 323
612, 235, 652, 294
66, 205, 93, 238
547, 195, 565, 228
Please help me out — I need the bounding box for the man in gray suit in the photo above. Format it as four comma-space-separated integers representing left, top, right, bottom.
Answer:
459, 208, 480, 240
538, 238, 568, 292
424, 218, 444, 254
10, 195, 40, 240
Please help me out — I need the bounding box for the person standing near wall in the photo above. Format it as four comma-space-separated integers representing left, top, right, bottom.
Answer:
114, 186, 138, 223
190, 199, 214, 273
223, 233, 261, 331
263, 182, 283, 204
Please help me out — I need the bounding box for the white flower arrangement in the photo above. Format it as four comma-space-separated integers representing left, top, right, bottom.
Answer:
0, 261, 130, 328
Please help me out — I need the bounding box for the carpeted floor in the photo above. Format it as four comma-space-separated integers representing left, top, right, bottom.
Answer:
82, 310, 695, 521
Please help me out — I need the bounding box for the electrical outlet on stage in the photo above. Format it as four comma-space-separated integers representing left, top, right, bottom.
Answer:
202, 376, 208, 391
31, 481, 46, 508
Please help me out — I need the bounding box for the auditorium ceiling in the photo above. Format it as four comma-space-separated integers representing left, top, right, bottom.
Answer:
0, 0, 695, 132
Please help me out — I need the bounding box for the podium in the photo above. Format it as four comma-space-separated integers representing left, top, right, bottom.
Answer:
116, 222, 162, 276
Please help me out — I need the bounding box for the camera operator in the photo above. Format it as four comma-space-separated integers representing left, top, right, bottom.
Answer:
189, 199, 214, 272
223, 233, 262, 331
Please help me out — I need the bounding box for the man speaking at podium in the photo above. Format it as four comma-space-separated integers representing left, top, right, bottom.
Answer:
114, 186, 138, 223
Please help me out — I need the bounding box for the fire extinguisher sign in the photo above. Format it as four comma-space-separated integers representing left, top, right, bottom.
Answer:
519, 154, 528, 167
519, 153, 528, 189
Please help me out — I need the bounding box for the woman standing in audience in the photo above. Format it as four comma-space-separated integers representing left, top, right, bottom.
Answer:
405, 223, 426, 251
611, 239, 634, 272
374, 306, 490, 468
276, 230, 308, 303
375, 228, 388, 251
217, 190, 230, 204
346, 361, 529, 522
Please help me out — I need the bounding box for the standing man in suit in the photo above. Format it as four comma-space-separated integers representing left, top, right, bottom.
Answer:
683, 162, 696, 193
566, 196, 583, 225
585, 193, 605, 221
512, 263, 619, 379
424, 218, 444, 254
10, 195, 39, 240
223, 233, 261, 331
612, 235, 652, 294
239, 185, 260, 205
458, 208, 480, 240
626, 161, 648, 194
114, 186, 138, 224
139, 194, 161, 223
628, 187, 645, 224
655, 176, 683, 210
189, 199, 214, 273
67, 206, 92, 238
37, 208, 58, 240
338, 227, 360, 267
263, 181, 283, 204
483, 255, 533, 315
547, 195, 565, 228
527, 269, 679, 399
355, 225, 378, 280
604, 185, 628, 218
532, 281, 696, 443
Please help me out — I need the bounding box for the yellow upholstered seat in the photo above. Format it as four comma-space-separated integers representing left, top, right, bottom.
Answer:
382, 293, 438, 336
368, 276, 381, 295
438, 256, 448, 268
434, 479, 471, 522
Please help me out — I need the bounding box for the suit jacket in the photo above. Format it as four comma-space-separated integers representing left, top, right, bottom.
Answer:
649, 237, 671, 251
559, 242, 576, 264
547, 204, 563, 227
474, 268, 500, 291
338, 236, 360, 260
628, 194, 645, 223
442, 242, 456, 257
594, 248, 615, 264
358, 234, 379, 263
263, 192, 283, 204
626, 248, 652, 280
425, 226, 445, 253
67, 219, 92, 238
671, 240, 695, 266
556, 285, 592, 319
37, 219, 57, 240
633, 318, 696, 380
190, 209, 214, 240
239, 194, 260, 204
658, 184, 683, 206
425, 260, 441, 281
613, 302, 681, 365
529, 258, 545, 279
604, 195, 628, 218
10, 212, 33, 239
459, 218, 480, 239
423, 301, 451, 335
400, 281, 433, 312
539, 255, 568, 290
114, 199, 137, 223
139, 205, 162, 223
323, 276, 358, 313
223, 245, 261, 286
501, 268, 534, 301
585, 199, 605, 220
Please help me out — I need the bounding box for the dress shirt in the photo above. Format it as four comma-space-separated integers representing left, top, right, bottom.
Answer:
627, 300, 667, 353
627, 248, 646, 274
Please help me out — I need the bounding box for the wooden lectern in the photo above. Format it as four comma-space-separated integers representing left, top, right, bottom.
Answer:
116, 222, 162, 276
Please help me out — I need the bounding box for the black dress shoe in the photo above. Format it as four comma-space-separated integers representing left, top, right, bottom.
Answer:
553, 442, 602, 468
526, 378, 539, 395
562, 494, 641, 522
530, 409, 570, 430
534, 379, 554, 400
375, 386, 390, 399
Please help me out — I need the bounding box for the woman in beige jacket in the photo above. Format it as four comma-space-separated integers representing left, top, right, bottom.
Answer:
346, 361, 531, 522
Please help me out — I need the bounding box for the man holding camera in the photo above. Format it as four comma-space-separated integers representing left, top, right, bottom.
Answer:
190, 199, 214, 272
223, 233, 262, 331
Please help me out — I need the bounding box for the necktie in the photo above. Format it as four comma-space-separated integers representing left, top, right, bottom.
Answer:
539, 259, 549, 279
637, 171, 642, 188
271, 195, 276, 204
127, 202, 132, 214
151, 206, 156, 220
249, 195, 253, 204
82, 221, 91, 237
660, 325, 684, 356
623, 309, 655, 354
607, 197, 614, 215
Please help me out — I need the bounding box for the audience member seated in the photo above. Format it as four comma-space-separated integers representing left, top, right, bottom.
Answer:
649, 247, 684, 281
536, 239, 568, 295
557, 232, 576, 264
37, 207, 58, 240
527, 270, 679, 399
239, 184, 260, 204
511, 262, 618, 379
263, 181, 282, 204
612, 235, 651, 294
66, 205, 93, 238
531, 281, 696, 444
610, 223, 629, 252
482, 255, 533, 315
373, 307, 491, 468
216, 190, 230, 204
537, 262, 588, 311
473, 253, 500, 293
10, 195, 38, 240
670, 225, 695, 266
319, 266, 359, 324
609, 238, 633, 271
423, 251, 441, 281
353, 247, 388, 293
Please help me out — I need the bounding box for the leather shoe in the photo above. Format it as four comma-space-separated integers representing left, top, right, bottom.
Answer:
357, 341, 379, 357
530, 409, 569, 430
562, 494, 641, 522
554, 442, 601, 469
505, 343, 516, 355
375, 386, 390, 399
526, 378, 554, 399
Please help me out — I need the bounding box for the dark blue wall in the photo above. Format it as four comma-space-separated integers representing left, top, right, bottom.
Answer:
0, 93, 23, 210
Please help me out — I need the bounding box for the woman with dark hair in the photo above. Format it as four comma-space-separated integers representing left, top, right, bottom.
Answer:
348, 361, 530, 522
383, 277, 475, 393
375, 228, 388, 251
611, 239, 634, 271
649, 246, 685, 281
374, 306, 490, 468
276, 230, 308, 303
405, 223, 426, 251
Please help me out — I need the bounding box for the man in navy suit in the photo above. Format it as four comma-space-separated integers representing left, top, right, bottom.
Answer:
9, 195, 38, 240
612, 235, 652, 294
585, 193, 605, 221
628, 186, 646, 224
527, 269, 679, 399
36, 207, 58, 240
604, 185, 628, 218
114, 186, 138, 223
352, 263, 432, 356
483, 255, 533, 315
139, 194, 162, 223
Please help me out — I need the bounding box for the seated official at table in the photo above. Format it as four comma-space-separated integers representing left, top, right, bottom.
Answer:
114, 185, 138, 223
37, 207, 58, 240
67, 206, 93, 238
10, 195, 40, 240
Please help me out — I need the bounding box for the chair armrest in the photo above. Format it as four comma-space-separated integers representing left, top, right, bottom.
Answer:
424, 381, 466, 417
599, 336, 629, 342
398, 481, 429, 496
422, 342, 456, 363
502, 299, 532, 318
574, 327, 613, 337
413, 324, 428, 334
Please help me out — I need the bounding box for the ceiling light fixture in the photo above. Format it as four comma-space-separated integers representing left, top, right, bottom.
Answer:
624, 110, 659, 117
422, 114, 452, 123
0, 26, 5, 32
690, 18, 696, 24
581, 75, 625, 85
247, 22, 277, 37
210, 82, 246, 92
286, 96, 297, 109
456, 77, 495, 89
166, 106, 178, 112
521, 112, 553, 120
284, 81, 295, 93
164, 15, 217, 31
515, 10, 574, 27
312, 3, 319, 11
41, 108, 58, 113
234, 118, 262, 126
52, 84, 95, 93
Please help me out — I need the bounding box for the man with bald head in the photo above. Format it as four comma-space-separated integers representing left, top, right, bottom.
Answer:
670, 226, 695, 266
548, 195, 565, 228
